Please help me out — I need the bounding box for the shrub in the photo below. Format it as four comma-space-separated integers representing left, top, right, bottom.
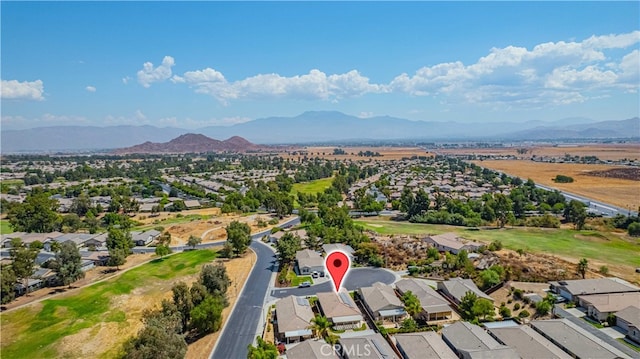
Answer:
599, 266, 609, 275
518, 310, 530, 318
628, 222, 640, 237
513, 303, 521, 310
499, 306, 511, 318
553, 175, 574, 183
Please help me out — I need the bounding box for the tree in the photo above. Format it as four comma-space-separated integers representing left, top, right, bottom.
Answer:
123, 301, 187, 359
577, 258, 588, 279
108, 248, 126, 270
172, 282, 193, 332
565, 200, 587, 230
492, 193, 512, 228
275, 233, 301, 265
628, 222, 640, 237
247, 336, 279, 359
1, 265, 16, 304
400, 317, 418, 332
8, 192, 60, 233
310, 315, 331, 339
187, 235, 202, 249
190, 295, 225, 334
480, 269, 501, 290
54, 241, 85, 286
459, 291, 478, 320
226, 221, 251, 256
9, 238, 39, 294
535, 300, 552, 317
472, 298, 495, 320
69, 193, 93, 217
107, 227, 133, 255
155, 244, 171, 258
401, 291, 423, 319
190, 282, 208, 307
199, 263, 231, 297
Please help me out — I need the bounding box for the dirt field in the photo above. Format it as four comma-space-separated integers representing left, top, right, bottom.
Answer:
134, 211, 279, 246
279, 146, 432, 161
185, 250, 256, 359
474, 160, 640, 210
440, 143, 640, 161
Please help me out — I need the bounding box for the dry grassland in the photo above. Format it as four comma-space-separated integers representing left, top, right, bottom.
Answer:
441, 143, 639, 161
475, 160, 640, 210
279, 146, 432, 161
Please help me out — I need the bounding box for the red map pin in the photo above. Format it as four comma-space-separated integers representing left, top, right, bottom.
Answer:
325, 251, 350, 292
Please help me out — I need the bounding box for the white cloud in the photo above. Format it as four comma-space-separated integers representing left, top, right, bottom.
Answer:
1, 79, 45, 100
85, 86, 96, 92
358, 112, 374, 118
137, 56, 175, 88
122, 76, 131, 85
389, 30, 640, 107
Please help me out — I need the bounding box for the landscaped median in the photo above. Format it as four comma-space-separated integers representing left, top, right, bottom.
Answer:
0, 249, 218, 359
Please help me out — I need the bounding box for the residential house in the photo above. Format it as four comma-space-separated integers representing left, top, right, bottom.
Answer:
131, 230, 161, 246
286, 340, 339, 359
183, 200, 201, 209
48, 233, 97, 249
295, 249, 325, 276
530, 319, 633, 359
323, 243, 355, 257
80, 259, 95, 272
394, 332, 457, 359
358, 282, 407, 325
274, 296, 314, 344
488, 326, 572, 359
579, 292, 640, 322
269, 230, 286, 243
316, 290, 364, 330
31, 267, 58, 287
615, 306, 640, 344
81, 251, 110, 266
338, 333, 399, 359
437, 277, 494, 305
441, 321, 519, 359
83, 233, 108, 250
549, 278, 640, 302
396, 278, 453, 322
423, 233, 483, 254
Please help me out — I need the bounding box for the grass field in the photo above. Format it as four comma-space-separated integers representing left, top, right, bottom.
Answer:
0, 220, 13, 234
356, 218, 640, 270
0, 249, 218, 358
292, 177, 334, 195
475, 160, 640, 210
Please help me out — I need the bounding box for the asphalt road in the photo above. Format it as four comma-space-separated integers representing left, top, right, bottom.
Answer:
270, 267, 397, 298
534, 184, 638, 217
210, 217, 299, 359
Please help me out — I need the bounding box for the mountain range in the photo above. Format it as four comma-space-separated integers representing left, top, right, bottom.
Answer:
1, 111, 638, 152
114, 134, 261, 154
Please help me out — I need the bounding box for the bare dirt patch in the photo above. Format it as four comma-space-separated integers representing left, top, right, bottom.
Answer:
279, 146, 432, 161
585, 167, 640, 181
441, 144, 640, 161
162, 213, 277, 245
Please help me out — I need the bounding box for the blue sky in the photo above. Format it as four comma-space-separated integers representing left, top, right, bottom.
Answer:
1, 1, 639, 129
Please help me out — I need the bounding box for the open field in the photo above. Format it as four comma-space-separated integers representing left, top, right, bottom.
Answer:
474, 160, 640, 210
0, 220, 13, 234
0, 249, 219, 359
292, 177, 334, 195
279, 146, 432, 161
356, 218, 640, 283
439, 143, 640, 161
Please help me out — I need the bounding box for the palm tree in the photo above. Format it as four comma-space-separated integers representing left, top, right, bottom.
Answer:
402, 291, 423, 319
310, 315, 331, 339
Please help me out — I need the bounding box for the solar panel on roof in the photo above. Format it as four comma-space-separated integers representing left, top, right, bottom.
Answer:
371, 339, 389, 357
338, 292, 353, 307
296, 297, 309, 306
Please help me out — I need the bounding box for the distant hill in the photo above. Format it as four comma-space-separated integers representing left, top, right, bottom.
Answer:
113, 133, 262, 154
1, 111, 637, 152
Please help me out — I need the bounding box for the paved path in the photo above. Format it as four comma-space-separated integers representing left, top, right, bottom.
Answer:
210, 217, 300, 359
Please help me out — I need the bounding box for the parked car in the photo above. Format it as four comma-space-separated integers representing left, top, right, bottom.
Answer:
298, 281, 311, 288
312, 271, 319, 278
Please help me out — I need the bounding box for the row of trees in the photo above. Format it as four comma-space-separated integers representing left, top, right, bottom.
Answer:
123, 263, 231, 358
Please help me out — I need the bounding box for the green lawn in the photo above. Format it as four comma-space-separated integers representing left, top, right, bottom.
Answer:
1, 249, 217, 358
356, 218, 640, 268
285, 269, 313, 286
291, 177, 334, 195
0, 220, 13, 234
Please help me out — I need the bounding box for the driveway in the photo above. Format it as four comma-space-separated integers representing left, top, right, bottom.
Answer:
270, 267, 397, 298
